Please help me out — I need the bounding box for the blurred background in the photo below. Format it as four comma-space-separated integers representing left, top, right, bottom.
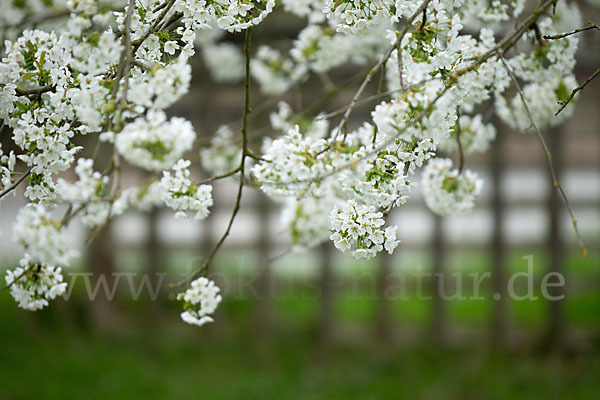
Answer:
1, 3, 600, 399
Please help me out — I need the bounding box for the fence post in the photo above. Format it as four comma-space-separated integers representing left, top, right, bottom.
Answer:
256, 194, 273, 340
87, 222, 120, 330
146, 207, 163, 313
543, 126, 565, 350
318, 242, 334, 343
431, 215, 445, 343
491, 125, 507, 349
375, 252, 393, 341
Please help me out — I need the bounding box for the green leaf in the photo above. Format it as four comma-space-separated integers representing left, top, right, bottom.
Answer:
554, 80, 569, 102
14, 101, 29, 112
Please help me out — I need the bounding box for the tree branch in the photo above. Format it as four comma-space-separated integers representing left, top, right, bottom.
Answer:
15, 85, 55, 96
500, 57, 587, 257
0, 266, 31, 294
543, 22, 599, 40
259, 0, 561, 191
555, 68, 600, 116
131, 0, 177, 54
331, 0, 432, 143
0, 168, 31, 200
182, 27, 255, 285
197, 166, 242, 185
0, 10, 70, 30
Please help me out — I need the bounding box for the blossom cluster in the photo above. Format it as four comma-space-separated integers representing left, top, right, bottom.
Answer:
252, 126, 335, 199
270, 101, 329, 139
251, 46, 306, 95
114, 180, 163, 213
5, 204, 76, 310
13, 204, 77, 267
159, 159, 214, 220
280, 0, 325, 23
329, 200, 399, 259
181, 0, 275, 33
56, 158, 112, 228
116, 111, 196, 172
323, 0, 394, 33
281, 194, 335, 249
200, 125, 242, 176
202, 43, 244, 83
421, 158, 483, 217
496, 76, 578, 131
5, 255, 67, 311
0, 0, 592, 325
177, 277, 222, 327
439, 115, 496, 155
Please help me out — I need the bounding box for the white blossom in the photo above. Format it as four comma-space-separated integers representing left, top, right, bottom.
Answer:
329, 200, 400, 259
5, 254, 67, 311
159, 159, 214, 220
270, 101, 329, 139
281, 195, 336, 248
496, 76, 578, 131
177, 277, 222, 327
329, 200, 399, 258
202, 43, 245, 83
291, 25, 351, 73
116, 111, 196, 172
13, 204, 78, 267
200, 125, 243, 176
323, 0, 394, 33
421, 158, 483, 216
0, 0, 592, 322
439, 114, 496, 154
251, 46, 306, 95
56, 158, 112, 227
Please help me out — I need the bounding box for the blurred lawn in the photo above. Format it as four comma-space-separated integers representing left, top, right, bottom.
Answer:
0, 249, 598, 399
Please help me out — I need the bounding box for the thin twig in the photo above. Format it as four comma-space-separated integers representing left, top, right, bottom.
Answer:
131, 0, 177, 54
260, 0, 559, 190
111, 0, 136, 101
543, 22, 599, 40
396, 32, 405, 91
176, 28, 255, 286
133, 59, 152, 71
107, 0, 136, 201
0, 168, 31, 200
531, 23, 546, 46
221, 64, 369, 152
259, 88, 449, 188
61, 203, 87, 226
197, 166, 242, 185
291, 67, 370, 123
0, 267, 30, 294
317, 76, 439, 121
0, 10, 70, 30
268, 247, 293, 263
15, 85, 55, 96
332, 44, 395, 142
158, 11, 183, 32
450, 0, 559, 79
377, 62, 386, 95
330, 0, 432, 143
500, 57, 587, 257
555, 68, 600, 116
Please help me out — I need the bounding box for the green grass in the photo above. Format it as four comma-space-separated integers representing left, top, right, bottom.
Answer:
1, 302, 599, 400
0, 249, 598, 399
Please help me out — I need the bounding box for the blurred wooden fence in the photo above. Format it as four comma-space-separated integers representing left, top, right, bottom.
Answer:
95, 44, 600, 348
94, 113, 600, 349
